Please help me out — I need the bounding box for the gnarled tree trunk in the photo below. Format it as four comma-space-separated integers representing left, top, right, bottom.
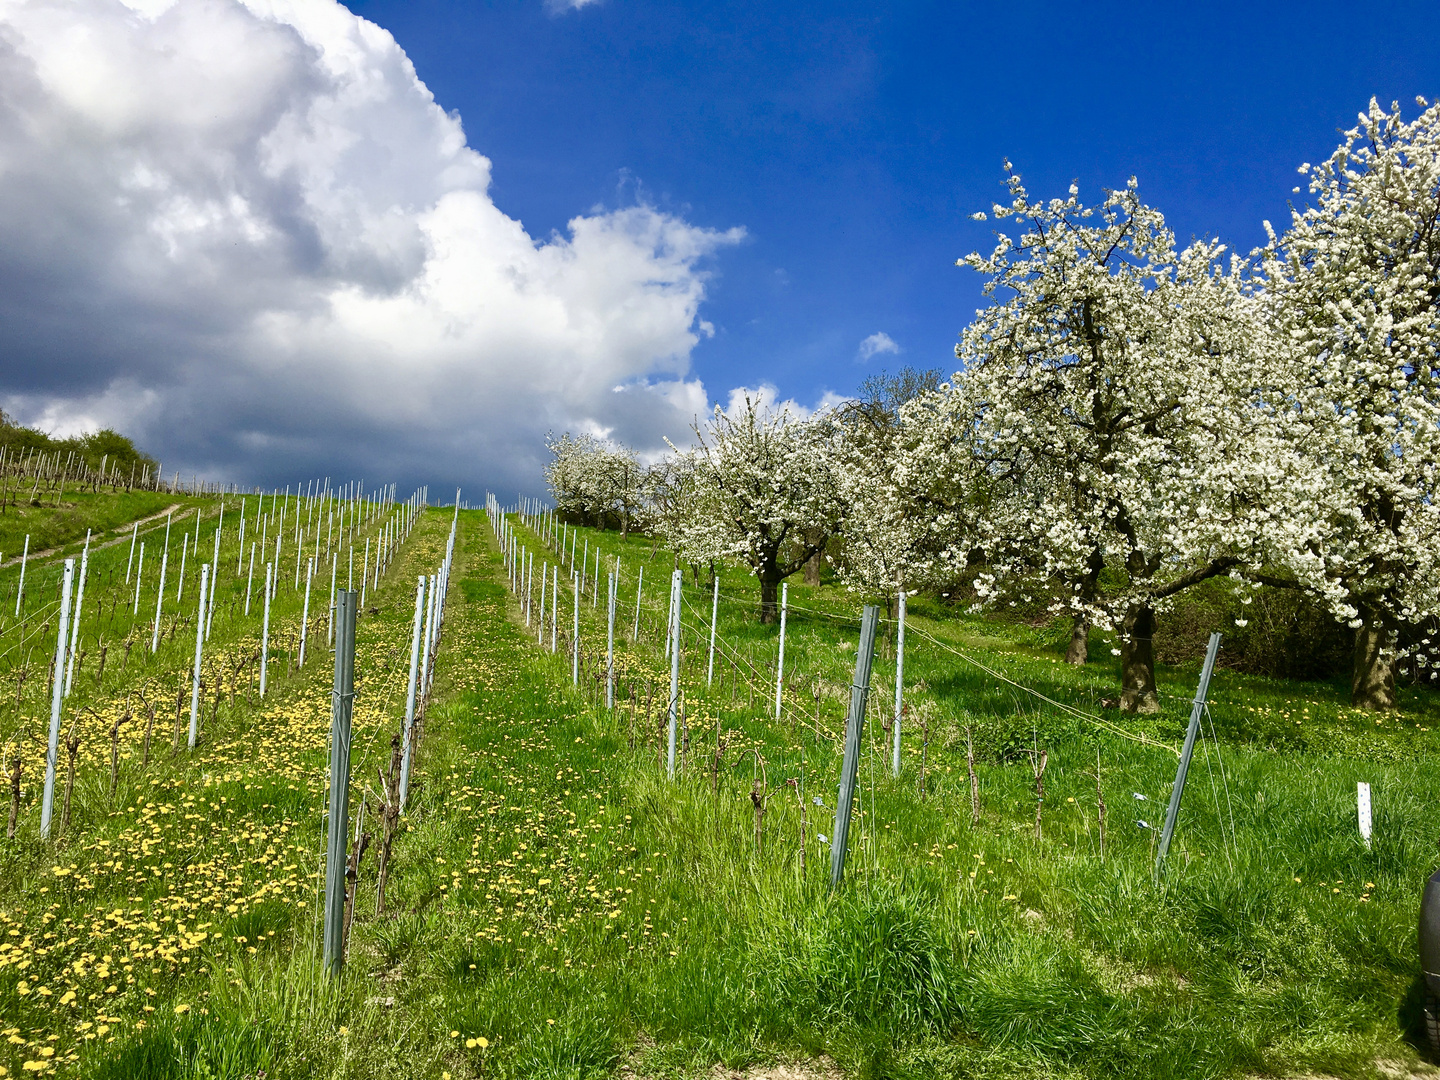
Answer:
1119, 604, 1158, 713
803, 551, 821, 587
1064, 613, 1089, 665
1352, 604, 1397, 710
758, 571, 781, 624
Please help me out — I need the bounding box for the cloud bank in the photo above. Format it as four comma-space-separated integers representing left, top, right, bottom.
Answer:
0, 0, 742, 494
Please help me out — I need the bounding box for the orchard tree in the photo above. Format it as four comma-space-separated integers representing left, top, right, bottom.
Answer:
942, 168, 1288, 711
835, 371, 966, 601
668, 395, 845, 623
1260, 97, 1440, 709
544, 432, 647, 534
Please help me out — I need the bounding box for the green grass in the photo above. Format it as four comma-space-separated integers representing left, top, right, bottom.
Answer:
4, 507, 1438, 1078
0, 490, 192, 563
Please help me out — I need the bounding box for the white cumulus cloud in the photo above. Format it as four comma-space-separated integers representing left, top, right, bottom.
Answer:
0, 0, 742, 492
856, 331, 901, 361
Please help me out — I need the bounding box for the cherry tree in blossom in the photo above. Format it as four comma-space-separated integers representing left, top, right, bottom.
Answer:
930, 168, 1287, 711
1260, 97, 1440, 709
667, 396, 845, 622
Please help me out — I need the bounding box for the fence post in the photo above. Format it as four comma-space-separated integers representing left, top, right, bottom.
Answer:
399, 576, 425, 809
707, 575, 719, 688
606, 571, 616, 709
260, 563, 273, 697
151, 539, 169, 654
323, 590, 358, 977
39, 560, 75, 840
572, 571, 580, 686
189, 564, 209, 748
893, 588, 906, 777
64, 535, 91, 696
299, 559, 313, 667
1155, 632, 1222, 876
633, 566, 643, 641
14, 534, 28, 617
830, 605, 879, 891
668, 570, 681, 779
775, 583, 788, 721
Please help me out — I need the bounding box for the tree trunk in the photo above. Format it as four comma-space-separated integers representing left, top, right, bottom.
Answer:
758, 572, 781, 624
1064, 613, 1089, 665
1352, 605, 1397, 710
803, 550, 821, 587
1119, 604, 1158, 713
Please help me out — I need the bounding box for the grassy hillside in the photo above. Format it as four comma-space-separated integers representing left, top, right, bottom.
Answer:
2, 507, 1437, 1079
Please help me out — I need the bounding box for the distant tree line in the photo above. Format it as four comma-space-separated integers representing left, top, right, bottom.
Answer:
0, 411, 156, 475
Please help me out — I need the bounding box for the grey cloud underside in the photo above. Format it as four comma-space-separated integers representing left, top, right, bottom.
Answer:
0, 0, 737, 494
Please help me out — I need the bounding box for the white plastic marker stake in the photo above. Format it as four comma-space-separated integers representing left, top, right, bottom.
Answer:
14, 534, 28, 616
259, 562, 273, 697
245, 544, 256, 615
775, 583, 788, 722
634, 565, 643, 642
298, 558, 313, 667
132, 542, 145, 614
893, 587, 906, 778
64, 532, 91, 696
39, 559, 75, 839
707, 574, 719, 687
399, 575, 425, 809
126, 522, 138, 583
189, 563, 209, 749
1358, 782, 1372, 849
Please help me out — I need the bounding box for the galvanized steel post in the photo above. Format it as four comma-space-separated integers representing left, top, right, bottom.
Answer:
39, 560, 75, 839
188, 564, 209, 748
323, 590, 358, 977
1155, 632, 1222, 876
893, 588, 906, 778
399, 576, 425, 809
830, 605, 879, 891
668, 569, 681, 779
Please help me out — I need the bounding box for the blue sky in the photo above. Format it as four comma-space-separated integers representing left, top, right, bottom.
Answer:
0, 0, 1434, 492
347, 0, 1440, 405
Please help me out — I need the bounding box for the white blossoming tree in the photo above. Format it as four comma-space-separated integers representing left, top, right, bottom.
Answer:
667, 396, 845, 623
544, 432, 648, 535
1259, 97, 1440, 710
835, 375, 973, 601
937, 168, 1287, 711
